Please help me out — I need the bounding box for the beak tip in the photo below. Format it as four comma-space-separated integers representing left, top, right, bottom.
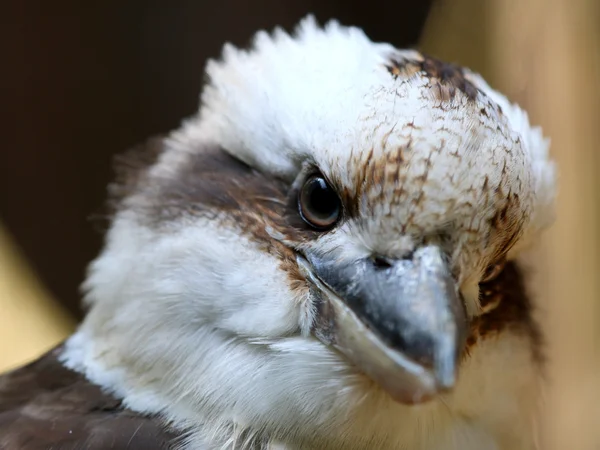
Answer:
435, 371, 457, 392
433, 337, 461, 392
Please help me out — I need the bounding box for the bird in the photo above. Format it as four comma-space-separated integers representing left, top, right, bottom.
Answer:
0, 16, 556, 450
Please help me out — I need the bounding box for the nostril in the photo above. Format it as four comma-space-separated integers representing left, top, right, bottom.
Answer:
371, 256, 393, 270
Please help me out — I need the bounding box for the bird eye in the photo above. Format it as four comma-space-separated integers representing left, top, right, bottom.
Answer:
481, 260, 506, 283
298, 175, 341, 230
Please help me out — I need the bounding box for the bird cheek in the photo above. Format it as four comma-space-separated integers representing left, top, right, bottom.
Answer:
214, 261, 307, 337
221, 291, 303, 338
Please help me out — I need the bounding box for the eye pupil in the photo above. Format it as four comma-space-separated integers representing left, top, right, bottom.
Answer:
298, 175, 341, 229
306, 178, 336, 215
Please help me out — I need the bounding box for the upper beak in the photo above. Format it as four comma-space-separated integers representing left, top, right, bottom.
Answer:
297, 245, 467, 404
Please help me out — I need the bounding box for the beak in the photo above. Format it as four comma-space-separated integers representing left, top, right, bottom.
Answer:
297, 245, 467, 404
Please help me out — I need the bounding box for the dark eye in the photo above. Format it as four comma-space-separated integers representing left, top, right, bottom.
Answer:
298, 175, 342, 230
481, 260, 506, 283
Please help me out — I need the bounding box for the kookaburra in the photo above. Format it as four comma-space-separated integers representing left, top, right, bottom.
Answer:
0, 17, 556, 450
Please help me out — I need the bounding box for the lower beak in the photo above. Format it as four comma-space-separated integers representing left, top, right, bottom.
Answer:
298, 245, 467, 404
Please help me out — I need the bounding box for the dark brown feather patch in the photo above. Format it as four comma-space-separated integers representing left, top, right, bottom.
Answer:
467, 261, 543, 364
386, 54, 480, 102
111, 139, 326, 248
0, 345, 181, 450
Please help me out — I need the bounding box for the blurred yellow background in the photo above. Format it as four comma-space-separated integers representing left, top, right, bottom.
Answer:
0, 0, 598, 449
0, 225, 74, 371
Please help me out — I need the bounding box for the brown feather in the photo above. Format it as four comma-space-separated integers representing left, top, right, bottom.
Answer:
384, 53, 480, 102
0, 345, 181, 450
468, 261, 544, 363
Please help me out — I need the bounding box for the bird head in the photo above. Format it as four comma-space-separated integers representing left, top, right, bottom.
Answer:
65, 16, 555, 446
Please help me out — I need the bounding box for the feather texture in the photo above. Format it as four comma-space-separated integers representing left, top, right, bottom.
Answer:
0, 345, 179, 449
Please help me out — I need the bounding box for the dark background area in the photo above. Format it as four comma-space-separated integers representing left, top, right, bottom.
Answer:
1, 1, 434, 318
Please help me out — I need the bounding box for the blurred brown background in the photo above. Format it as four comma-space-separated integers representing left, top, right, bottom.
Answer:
1, 1, 598, 449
